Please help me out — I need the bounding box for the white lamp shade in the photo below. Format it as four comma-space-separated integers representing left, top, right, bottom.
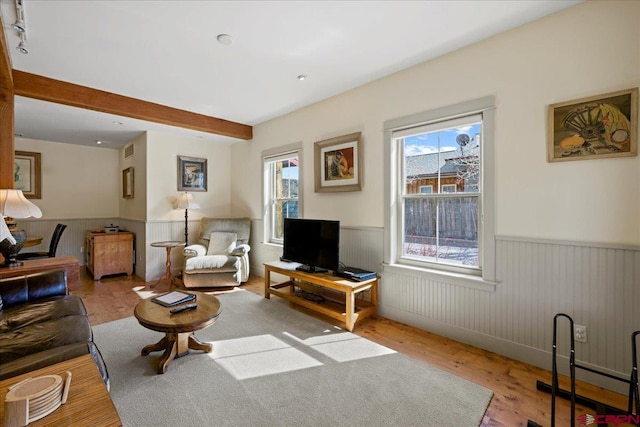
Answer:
175, 192, 200, 210
0, 189, 43, 218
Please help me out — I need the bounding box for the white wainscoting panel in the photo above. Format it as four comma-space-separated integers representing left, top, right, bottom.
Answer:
144, 220, 201, 282
17, 218, 199, 282
338, 226, 384, 273
380, 237, 640, 392
18, 217, 640, 392
19, 218, 121, 266
249, 220, 384, 276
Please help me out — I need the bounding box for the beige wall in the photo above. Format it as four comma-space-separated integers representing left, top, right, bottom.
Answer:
145, 130, 232, 222
15, 130, 234, 282
118, 133, 147, 221
16, 131, 234, 223
231, 0, 640, 246
229, 1, 640, 393
16, 137, 120, 218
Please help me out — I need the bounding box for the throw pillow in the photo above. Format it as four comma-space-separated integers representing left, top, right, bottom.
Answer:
207, 232, 237, 255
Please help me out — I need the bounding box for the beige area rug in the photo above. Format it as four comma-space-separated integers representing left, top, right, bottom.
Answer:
93, 289, 493, 426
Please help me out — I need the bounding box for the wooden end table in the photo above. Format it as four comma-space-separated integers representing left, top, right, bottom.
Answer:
150, 241, 185, 289
0, 354, 121, 427
134, 291, 221, 374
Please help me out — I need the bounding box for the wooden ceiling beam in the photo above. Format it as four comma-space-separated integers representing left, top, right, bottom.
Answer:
0, 15, 16, 189
13, 70, 253, 140
0, 20, 13, 90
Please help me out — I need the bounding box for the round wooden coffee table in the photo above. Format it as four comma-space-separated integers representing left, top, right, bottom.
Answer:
134, 291, 222, 374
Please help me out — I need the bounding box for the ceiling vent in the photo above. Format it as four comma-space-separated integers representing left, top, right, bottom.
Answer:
124, 144, 134, 159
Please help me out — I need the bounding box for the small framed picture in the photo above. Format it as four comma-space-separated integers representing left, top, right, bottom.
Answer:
122, 167, 134, 199
14, 151, 42, 199
548, 88, 638, 162
314, 132, 362, 192
177, 155, 207, 191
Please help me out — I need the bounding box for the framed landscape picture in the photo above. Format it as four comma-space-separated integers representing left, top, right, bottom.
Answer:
548, 87, 638, 162
314, 132, 362, 192
14, 151, 41, 199
177, 155, 207, 191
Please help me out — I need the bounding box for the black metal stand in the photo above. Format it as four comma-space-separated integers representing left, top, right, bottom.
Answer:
183, 208, 188, 245
536, 313, 639, 427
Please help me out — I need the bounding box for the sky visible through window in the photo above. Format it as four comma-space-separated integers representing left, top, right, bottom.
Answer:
282, 165, 298, 181
404, 124, 481, 156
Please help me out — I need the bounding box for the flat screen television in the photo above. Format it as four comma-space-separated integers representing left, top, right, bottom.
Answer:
282, 218, 340, 273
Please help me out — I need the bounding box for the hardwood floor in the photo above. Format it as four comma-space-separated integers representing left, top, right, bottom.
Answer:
71, 268, 631, 427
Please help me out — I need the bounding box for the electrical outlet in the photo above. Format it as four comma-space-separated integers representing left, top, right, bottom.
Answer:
574, 324, 587, 343
80, 246, 84, 253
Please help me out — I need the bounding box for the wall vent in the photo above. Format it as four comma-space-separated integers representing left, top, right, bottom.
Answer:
124, 144, 134, 158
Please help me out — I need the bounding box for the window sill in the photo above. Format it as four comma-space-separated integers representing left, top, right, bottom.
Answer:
261, 241, 283, 248
382, 263, 497, 292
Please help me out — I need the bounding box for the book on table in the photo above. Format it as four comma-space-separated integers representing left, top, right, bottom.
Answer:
152, 291, 196, 307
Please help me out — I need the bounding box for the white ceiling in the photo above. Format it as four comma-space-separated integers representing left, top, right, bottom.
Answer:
1, 0, 582, 149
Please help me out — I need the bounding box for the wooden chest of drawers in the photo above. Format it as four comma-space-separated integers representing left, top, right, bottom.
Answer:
85, 231, 134, 280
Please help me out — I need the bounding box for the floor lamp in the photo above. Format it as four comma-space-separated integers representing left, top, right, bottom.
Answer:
0, 189, 43, 267
175, 192, 200, 245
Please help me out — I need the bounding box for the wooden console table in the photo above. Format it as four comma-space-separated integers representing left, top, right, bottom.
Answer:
264, 261, 378, 332
85, 231, 134, 280
0, 256, 80, 288
0, 354, 121, 426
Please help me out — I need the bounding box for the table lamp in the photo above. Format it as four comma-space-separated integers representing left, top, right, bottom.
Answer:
175, 192, 200, 245
0, 189, 43, 267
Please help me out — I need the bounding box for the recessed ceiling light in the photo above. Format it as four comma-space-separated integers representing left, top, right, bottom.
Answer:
297, 74, 307, 81
217, 34, 233, 45
96, 140, 102, 145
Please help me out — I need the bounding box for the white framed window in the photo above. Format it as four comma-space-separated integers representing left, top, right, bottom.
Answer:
384, 96, 496, 283
263, 144, 301, 245
419, 185, 433, 194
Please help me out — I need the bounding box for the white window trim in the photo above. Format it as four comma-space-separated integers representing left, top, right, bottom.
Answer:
262, 142, 302, 246
419, 185, 433, 194
383, 96, 496, 288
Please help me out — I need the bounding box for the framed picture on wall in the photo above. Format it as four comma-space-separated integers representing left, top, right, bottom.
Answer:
177, 155, 207, 191
314, 132, 362, 192
548, 87, 638, 162
14, 151, 42, 199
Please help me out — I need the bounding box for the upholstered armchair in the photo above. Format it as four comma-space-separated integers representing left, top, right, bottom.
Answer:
182, 217, 251, 288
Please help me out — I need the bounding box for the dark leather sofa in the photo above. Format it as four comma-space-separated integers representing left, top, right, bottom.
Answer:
0, 269, 109, 388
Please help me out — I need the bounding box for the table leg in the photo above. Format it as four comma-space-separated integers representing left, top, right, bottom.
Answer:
141, 332, 213, 374
264, 267, 271, 299
345, 290, 355, 332
371, 279, 379, 319
188, 334, 213, 353
141, 336, 169, 356
152, 247, 179, 289
157, 335, 178, 374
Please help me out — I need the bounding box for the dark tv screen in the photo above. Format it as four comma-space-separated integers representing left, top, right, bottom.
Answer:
282, 218, 340, 273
